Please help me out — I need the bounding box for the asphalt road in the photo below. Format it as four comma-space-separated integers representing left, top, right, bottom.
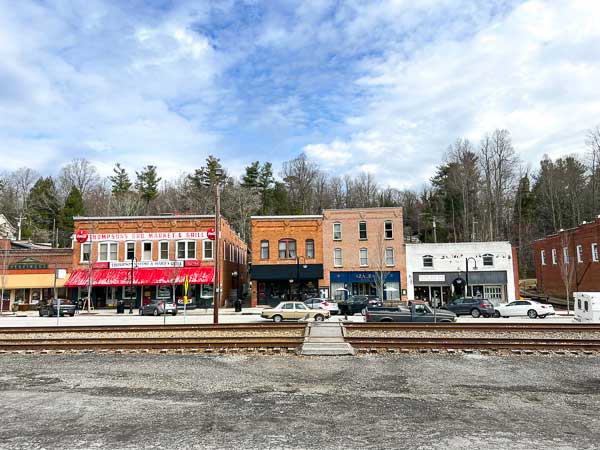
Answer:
1, 354, 599, 450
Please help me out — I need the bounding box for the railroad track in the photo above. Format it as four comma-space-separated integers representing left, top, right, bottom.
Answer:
345, 336, 600, 351
344, 323, 600, 332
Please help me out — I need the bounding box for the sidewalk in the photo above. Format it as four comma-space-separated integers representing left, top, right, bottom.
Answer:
1, 307, 266, 318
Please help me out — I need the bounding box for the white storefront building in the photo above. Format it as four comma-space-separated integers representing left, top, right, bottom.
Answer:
405, 242, 518, 306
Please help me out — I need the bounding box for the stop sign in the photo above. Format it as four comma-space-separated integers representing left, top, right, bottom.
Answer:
76, 229, 89, 243
207, 227, 216, 240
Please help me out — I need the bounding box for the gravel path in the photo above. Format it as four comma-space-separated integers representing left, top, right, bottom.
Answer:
347, 329, 600, 339
1, 353, 599, 450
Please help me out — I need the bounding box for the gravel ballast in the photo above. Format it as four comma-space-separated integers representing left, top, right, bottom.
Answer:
1, 354, 599, 450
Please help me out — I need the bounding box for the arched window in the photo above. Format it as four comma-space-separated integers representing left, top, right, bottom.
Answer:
278, 239, 297, 259
482, 254, 494, 266
422, 255, 433, 268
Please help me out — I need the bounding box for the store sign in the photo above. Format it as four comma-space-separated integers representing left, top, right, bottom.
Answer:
418, 274, 446, 282
109, 260, 184, 269
9, 258, 48, 270
89, 231, 208, 241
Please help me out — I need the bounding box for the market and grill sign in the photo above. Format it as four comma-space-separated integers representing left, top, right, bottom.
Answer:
9, 257, 48, 270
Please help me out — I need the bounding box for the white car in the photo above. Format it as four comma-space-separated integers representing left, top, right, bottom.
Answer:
493, 300, 555, 319
304, 298, 340, 315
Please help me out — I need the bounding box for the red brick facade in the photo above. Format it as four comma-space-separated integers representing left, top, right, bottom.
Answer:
534, 218, 600, 298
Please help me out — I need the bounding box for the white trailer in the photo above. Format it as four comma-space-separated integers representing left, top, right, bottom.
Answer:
574, 292, 600, 323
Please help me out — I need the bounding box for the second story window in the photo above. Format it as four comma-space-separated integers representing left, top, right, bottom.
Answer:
359, 248, 368, 267
260, 240, 269, 259
203, 240, 213, 260
126, 242, 135, 260
577, 245, 583, 263
177, 240, 196, 260
540, 250, 546, 265
386, 248, 394, 266
384, 221, 393, 239
159, 241, 169, 260
563, 247, 569, 264
593, 243, 599, 262
334, 248, 342, 267
142, 241, 152, 261
482, 254, 494, 267
423, 255, 433, 268
81, 243, 91, 262
98, 242, 118, 262
306, 239, 315, 259
359, 221, 367, 240
278, 239, 296, 259
333, 223, 342, 241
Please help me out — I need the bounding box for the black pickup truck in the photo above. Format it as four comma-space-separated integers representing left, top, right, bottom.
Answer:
365, 304, 457, 323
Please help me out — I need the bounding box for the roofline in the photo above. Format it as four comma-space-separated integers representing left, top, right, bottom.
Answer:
323, 207, 402, 212
251, 215, 323, 220
74, 215, 215, 221
406, 241, 511, 246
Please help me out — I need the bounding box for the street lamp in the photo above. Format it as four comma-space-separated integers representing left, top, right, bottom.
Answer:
465, 257, 478, 298
129, 257, 138, 314
296, 256, 308, 301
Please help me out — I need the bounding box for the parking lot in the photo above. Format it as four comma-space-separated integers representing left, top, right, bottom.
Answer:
0, 352, 599, 450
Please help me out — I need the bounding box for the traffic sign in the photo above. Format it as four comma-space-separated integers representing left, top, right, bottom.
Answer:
75, 229, 89, 243
184, 275, 189, 295
207, 227, 216, 240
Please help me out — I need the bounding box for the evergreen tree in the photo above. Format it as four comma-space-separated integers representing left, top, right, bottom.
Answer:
109, 163, 132, 195
257, 162, 275, 214
28, 177, 60, 242
188, 155, 227, 190
135, 165, 162, 203
57, 186, 85, 246
241, 161, 260, 189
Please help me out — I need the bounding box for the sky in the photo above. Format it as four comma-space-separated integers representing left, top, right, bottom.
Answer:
1, 0, 600, 189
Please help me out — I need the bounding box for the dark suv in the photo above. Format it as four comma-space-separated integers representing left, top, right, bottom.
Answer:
443, 297, 495, 318
338, 295, 382, 316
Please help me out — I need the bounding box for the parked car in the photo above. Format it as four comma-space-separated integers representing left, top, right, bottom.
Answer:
139, 299, 178, 316
304, 298, 339, 315
261, 301, 330, 323
493, 300, 555, 319
366, 303, 457, 323
338, 295, 382, 316
443, 297, 495, 318
39, 299, 76, 317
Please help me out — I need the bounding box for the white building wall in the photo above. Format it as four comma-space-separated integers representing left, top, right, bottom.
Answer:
405, 242, 516, 302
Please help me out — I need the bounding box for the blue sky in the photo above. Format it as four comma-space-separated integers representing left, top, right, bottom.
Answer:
2, 0, 600, 189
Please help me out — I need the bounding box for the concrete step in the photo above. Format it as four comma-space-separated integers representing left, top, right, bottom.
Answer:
300, 342, 355, 356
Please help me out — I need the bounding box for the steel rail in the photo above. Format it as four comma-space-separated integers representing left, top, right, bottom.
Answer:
0, 323, 306, 334
346, 336, 600, 350
344, 323, 600, 332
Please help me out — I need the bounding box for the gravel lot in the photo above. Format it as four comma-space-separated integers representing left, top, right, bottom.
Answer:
1, 354, 599, 450
346, 329, 600, 339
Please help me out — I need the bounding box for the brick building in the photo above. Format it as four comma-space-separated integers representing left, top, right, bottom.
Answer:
0, 240, 72, 311
534, 218, 600, 298
322, 208, 406, 301
65, 215, 248, 309
250, 215, 324, 306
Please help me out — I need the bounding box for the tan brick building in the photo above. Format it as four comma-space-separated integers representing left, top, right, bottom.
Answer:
322, 208, 406, 301
534, 218, 600, 298
66, 215, 248, 309
250, 215, 323, 306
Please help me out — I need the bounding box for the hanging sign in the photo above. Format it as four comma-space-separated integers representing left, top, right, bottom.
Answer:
76, 230, 89, 243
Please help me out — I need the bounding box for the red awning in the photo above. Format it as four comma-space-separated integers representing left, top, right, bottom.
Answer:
65, 267, 214, 287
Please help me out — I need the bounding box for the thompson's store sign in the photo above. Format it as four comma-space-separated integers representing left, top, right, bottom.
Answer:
87, 232, 208, 241
109, 260, 184, 269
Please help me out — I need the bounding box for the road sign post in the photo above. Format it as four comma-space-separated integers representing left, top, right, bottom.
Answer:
184, 275, 189, 324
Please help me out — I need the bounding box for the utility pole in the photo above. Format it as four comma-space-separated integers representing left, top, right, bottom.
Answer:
213, 169, 223, 325
432, 215, 437, 243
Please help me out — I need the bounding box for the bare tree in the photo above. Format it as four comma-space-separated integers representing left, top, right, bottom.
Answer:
586, 125, 600, 215
58, 158, 101, 199
281, 154, 318, 213
558, 231, 576, 315
370, 230, 393, 303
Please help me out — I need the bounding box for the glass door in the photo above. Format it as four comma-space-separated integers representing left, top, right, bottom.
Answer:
430, 286, 442, 307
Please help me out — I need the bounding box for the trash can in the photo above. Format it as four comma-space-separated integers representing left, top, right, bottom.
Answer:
116, 300, 125, 314
234, 299, 242, 312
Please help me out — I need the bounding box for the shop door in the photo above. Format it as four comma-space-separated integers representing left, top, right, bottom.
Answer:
430, 287, 442, 307
484, 286, 504, 305
441, 286, 451, 305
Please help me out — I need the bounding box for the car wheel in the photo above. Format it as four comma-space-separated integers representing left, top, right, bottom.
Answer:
361, 308, 367, 316
153, 309, 159, 316
471, 309, 481, 318
493, 310, 501, 318
139, 309, 143, 316
314, 314, 325, 322
39, 310, 43, 317
527, 309, 538, 319
539, 314, 547, 319
172, 311, 177, 316
273, 315, 283, 323
70, 313, 75, 317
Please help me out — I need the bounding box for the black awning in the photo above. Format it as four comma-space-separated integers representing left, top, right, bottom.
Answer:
251, 264, 323, 280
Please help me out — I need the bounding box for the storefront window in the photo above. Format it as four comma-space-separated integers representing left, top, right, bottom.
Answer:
122, 286, 136, 299
15, 289, 29, 305
157, 285, 171, 298
201, 284, 214, 299
30, 289, 41, 305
